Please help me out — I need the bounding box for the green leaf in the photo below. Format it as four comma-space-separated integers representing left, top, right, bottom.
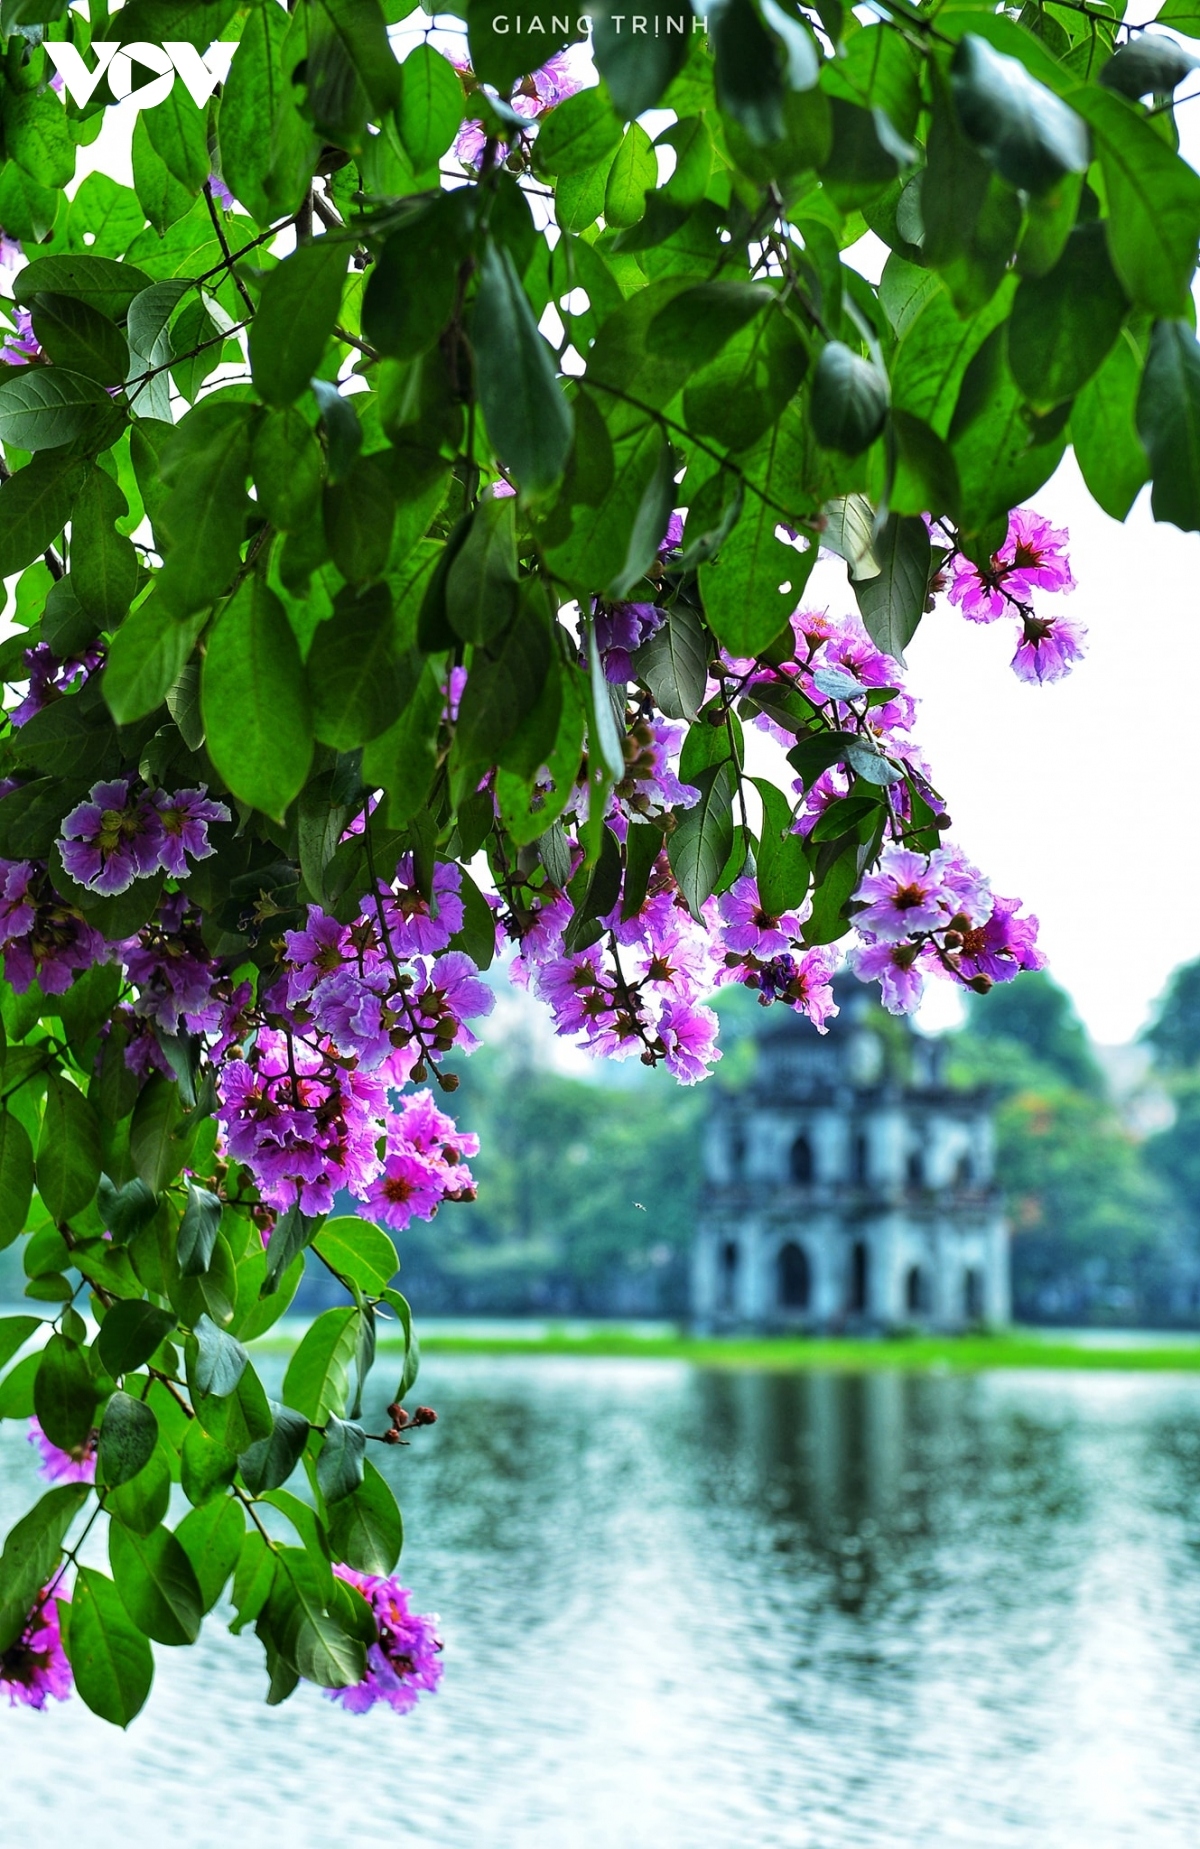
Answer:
37, 1073, 101, 1219
362, 191, 475, 361
396, 41, 463, 166
175, 1495, 245, 1614
1008, 222, 1128, 409
129, 1073, 187, 1192
609, 432, 676, 598
648, 281, 775, 366
29, 292, 128, 386
950, 34, 1088, 195
852, 513, 930, 665
252, 407, 325, 532
604, 122, 657, 229
534, 86, 623, 176
219, 0, 313, 228
249, 240, 350, 407
1070, 86, 1200, 318
14, 254, 154, 322
312, 1217, 399, 1293
700, 493, 811, 658
176, 1182, 223, 1278
97, 1301, 178, 1376
110, 1520, 203, 1646
0, 1351, 41, 1420
102, 597, 206, 726
1072, 327, 1149, 522
751, 775, 810, 915
261, 1544, 366, 1688
0, 1113, 34, 1250
192, 1314, 249, 1397
282, 1305, 359, 1423
238, 1402, 310, 1495
316, 1413, 366, 1505
125, 278, 191, 423
1136, 318, 1200, 533
323, 454, 397, 584
446, 496, 519, 645
154, 400, 254, 617
63, 1566, 154, 1726
632, 598, 709, 723
308, 583, 401, 748
33, 1333, 98, 1455
98, 1392, 159, 1490
7, 87, 75, 191
473, 239, 573, 499
0, 367, 115, 452
711, 0, 786, 145
180, 1420, 239, 1507
668, 761, 736, 919
589, 0, 690, 118
327, 1458, 403, 1574
0, 1482, 89, 1654
455, 593, 553, 773
1100, 35, 1197, 100
71, 465, 140, 626
202, 576, 314, 819
143, 84, 209, 194
810, 342, 888, 454
0, 1314, 39, 1372
132, 113, 195, 236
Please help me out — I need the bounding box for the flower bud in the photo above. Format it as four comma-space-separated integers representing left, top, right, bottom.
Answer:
412, 1406, 438, 1426
967, 974, 993, 994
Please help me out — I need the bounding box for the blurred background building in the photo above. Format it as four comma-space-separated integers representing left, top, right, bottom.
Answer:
690, 979, 1008, 1332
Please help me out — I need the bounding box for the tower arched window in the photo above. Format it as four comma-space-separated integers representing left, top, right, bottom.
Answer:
905, 1265, 927, 1315
720, 1240, 740, 1312
777, 1241, 811, 1310
729, 1125, 747, 1177
964, 1267, 984, 1321
956, 1151, 975, 1187
852, 1131, 870, 1186
906, 1147, 925, 1189
790, 1132, 814, 1185
849, 1240, 869, 1314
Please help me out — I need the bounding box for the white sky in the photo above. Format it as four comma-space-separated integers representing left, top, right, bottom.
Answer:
39, 13, 1200, 1045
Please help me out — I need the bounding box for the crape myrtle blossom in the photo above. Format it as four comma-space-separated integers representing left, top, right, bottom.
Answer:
27, 1416, 96, 1484
0, 304, 39, 365
10, 641, 104, 728
59, 778, 230, 896
360, 1091, 479, 1233
0, 858, 106, 994
1, 1588, 72, 1710
327, 1567, 443, 1714
939, 506, 1087, 684
453, 50, 582, 168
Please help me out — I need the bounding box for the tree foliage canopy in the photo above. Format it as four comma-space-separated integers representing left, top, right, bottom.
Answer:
0, 0, 1195, 1723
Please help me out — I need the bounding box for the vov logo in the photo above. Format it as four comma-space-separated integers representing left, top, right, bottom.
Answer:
45, 41, 236, 111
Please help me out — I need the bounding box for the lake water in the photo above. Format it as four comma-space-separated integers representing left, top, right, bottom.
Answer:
6, 1355, 1200, 1848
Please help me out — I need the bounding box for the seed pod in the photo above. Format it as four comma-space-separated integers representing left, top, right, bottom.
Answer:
810, 343, 889, 455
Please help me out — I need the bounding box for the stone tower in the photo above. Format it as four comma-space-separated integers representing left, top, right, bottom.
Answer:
692, 979, 1009, 1331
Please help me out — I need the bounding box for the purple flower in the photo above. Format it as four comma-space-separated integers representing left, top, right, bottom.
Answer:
10, 642, 103, 728
59, 779, 163, 896
361, 1148, 449, 1232
849, 939, 926, 1015
453, 50, 583, 168
373, 857, 464, 958
326, 1568, 443, 1714
0, 865, 107, 996
119, 893, 221, 1035
1011, 611, 1087, 685
854, 848, 949, 944
148, 786, 230, 877
442, 665, 468, 724
657, 997, 721, 1084
1, 1588, 72, 1710
659, 512, 685, 556
0, 232, 21, 272
207, 172, 234, 209
947, 507, 1075, 623
418, 951, 495, 1053
950, 893, 1044, 986
747, 946, 841, 1031
595, 600, 665, 684
27, 1416, 96, 1484
0, 306, 39, 366
718, 875, 806, 958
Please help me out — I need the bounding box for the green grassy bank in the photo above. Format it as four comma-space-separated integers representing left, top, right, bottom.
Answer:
381, 1330, 1200, 1372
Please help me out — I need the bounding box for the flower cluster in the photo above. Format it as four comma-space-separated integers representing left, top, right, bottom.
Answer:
0, 305, 39, 366
849, 843, 1043, 1014
1, 1590, 72, 1710
327, 1567, 443, 1714
941, 508, 1087, 684
213, 857, 487, 1223
11, 641, 104, 728
453, 50, 582, 169
0, 858, 106, 995
59, 778, 230, 896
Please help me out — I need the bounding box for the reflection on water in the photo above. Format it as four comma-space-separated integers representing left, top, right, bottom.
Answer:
6, 1358, 1200, 1847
